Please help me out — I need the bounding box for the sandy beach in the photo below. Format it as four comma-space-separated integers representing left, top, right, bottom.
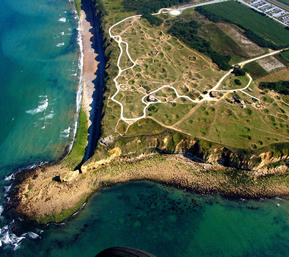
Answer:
79, 9, 99, 127
8, 4, 289, 225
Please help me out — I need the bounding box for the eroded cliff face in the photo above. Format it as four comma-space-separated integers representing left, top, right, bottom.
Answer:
81, 147, 122, 173
9, 135, 289, 224
86, 136, 289, 179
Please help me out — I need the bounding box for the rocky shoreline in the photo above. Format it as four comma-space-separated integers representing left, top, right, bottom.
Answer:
6, 0, 289, 225
6, 151, 289, 224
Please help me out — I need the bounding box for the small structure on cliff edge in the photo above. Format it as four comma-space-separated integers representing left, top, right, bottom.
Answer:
100, 135, 114, 147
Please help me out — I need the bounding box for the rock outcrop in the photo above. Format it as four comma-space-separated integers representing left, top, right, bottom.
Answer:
59, 170, 80, 182
81, 147, 122, 173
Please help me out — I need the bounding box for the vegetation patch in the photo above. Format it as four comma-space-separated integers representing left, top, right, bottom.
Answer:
244, 62, 268, 79
122, 0, 191, 14
259, 81, 289, 95
168, 20, 232, 70
281, 50, 289, 62
196, 2, 289, 49
126, 118, 165, 135
63, 109, 88, 170
142, 14, 163, 26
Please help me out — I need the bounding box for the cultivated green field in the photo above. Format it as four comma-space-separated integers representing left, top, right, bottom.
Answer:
281, 50, 289, 62
201, 1, 289, 47
278, 0, 289, 7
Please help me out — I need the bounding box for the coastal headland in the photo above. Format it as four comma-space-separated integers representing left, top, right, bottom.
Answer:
7, 0, 289, 224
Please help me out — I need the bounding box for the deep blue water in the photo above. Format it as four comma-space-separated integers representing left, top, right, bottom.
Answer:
1, 0, 289, 256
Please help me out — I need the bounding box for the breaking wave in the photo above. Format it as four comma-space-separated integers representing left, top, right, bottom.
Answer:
25, 97, 48, 115
56, 42, 65, 47
58, 17, 66, 23
0, 222, 40, 250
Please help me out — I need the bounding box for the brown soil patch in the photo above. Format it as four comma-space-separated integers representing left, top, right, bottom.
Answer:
256, 56, 286, 73
217, 22, 265, 57
255, 68, 289, 84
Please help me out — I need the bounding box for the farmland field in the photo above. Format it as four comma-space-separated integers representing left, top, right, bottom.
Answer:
281, 50, 289, 62
278, 0, 289, 6
200, 1, 289, 47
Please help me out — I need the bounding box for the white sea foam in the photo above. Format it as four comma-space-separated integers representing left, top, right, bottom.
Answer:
61, 127, 71, 138
35, 228, 43, 234
76, 21, 83, 114
56, 42, 65, 47
58, 17, 66, 23
4, 174, 14, 181
26, 164, 37, 170
21, 232, 40, 240
4, 185, 11, 193
63, 127, 71, 134
0, 205, 3, 215
26, 98, 48, 115
4, 161, 48, 182
72, 202, 86, 217
43, 113, 54, 120
0, 224, 25, 250
0, 223, 41, 250
65, 18, 83, 155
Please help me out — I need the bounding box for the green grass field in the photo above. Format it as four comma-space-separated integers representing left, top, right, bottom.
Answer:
281, 50, 289, 62
98, 0, 289, 151
278, 0, 289, 7
199, 23, 249, 62
201, 1, 289, 47
63, 109, 88, 169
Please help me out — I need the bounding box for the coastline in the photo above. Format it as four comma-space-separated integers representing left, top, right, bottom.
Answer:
79, 9, 98, 127
9, 153, 289, 224
7, 0, 289, 225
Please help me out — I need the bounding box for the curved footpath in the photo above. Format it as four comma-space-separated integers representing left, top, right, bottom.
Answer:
108, 4, 288, 122
7, 2, 289, 224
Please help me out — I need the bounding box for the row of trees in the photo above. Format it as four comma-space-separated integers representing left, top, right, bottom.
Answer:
122, 0, 191, 14
167, 20, 232, 70
142, 14, 163, 26
259, 81, 289, 95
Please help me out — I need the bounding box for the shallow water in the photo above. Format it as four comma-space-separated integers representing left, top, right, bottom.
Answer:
0, 0, 80, 176
0, 0, 81, 250
1, 0, 289, 256
2, 181, 289, 256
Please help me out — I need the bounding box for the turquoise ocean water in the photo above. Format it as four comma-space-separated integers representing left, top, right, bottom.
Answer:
1, 0, 289, 256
